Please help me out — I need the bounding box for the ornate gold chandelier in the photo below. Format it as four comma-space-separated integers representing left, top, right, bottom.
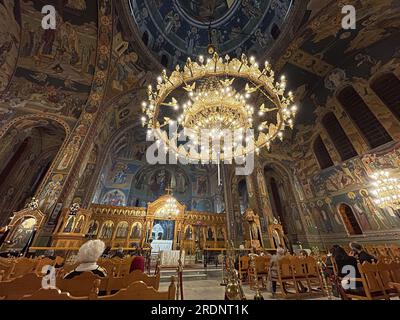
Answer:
371, 170, 400, 210
141, 52, 297, 161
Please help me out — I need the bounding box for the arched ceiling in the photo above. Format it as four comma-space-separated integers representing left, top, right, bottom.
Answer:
127, 0, 296, 69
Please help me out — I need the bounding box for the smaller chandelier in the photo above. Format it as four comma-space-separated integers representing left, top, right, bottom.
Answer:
161, 196, 180, 217
371, 170, 400, 210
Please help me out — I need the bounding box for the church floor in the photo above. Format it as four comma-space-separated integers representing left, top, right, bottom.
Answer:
159, 278, 336, 300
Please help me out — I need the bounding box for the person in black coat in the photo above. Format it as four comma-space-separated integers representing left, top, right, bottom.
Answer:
332, 246, 364, 294
349, 242, 376, 263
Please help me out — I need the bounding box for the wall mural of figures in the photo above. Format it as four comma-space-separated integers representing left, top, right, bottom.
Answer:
1, 0, 98, 119
0, 0, 20, 94
18, 1, 97, 85
294, 141, 400, 237
101, 189, 126, 207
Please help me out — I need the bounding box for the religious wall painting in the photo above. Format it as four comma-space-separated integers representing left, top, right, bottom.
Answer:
130, 222, 142, 239
87, 220, 99, 236
18, 1, 98, 86
310, 158, 368, 198
39, 174, 64, 214
115, 221, 129, 239
57, 135, 81, 170
133, 166, 191, 201
301, 203, 317, 235
5, 217, 36, 250
62, 215, 75, 233
216, 227, 225, 241
347, 191, 376, 232
191, 199, 212, 212
100, 220, 114, 239
48, 202, 63, 226
194, 175, 208, 196
109, 50, 151, 94
108, 162, 129, 187
184, 225, 193, 240
101, 189, 127, 207
0, 0, 20, 94
361, 142, 400, 175
206, 227, 214, 241
4, 68, 88, 119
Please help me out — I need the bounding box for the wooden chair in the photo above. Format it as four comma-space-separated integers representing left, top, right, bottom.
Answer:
290, 258, 310, 295
346, 262, 389, 300
304, 257, 323, 292
376, 261, 400, 298
0, 273, 43, 300
105, 269, 160, 294
389, 282, 400, 294
277, 257, 296, 297
7, 258, 38, 279
56, 272, 108, 297
92, 276, 176, 300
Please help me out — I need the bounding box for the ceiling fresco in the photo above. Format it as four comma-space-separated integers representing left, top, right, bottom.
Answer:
128, 0, 294, 68
277, 0, 400, 127
0, 0, 98, 122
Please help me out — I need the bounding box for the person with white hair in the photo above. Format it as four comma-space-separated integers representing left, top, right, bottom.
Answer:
63, 240, 107, 279
267, 246, 286, 297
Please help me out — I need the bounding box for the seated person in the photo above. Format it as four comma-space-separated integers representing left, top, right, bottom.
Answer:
130, 255, 145, 273
113, 246, 125, 258
64, 240, 108, 279
332, 246, 364, 295
349, 242, 376, 263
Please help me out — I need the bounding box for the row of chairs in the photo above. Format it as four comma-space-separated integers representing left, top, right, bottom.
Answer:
239, 255, 324, 298
0, 256, 64, 281
22, 278, 176, 300
275, 256, 324, 298
0, 268, 166, 300
344, 261, 400, 300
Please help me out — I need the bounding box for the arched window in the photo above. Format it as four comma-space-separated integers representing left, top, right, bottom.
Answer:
161, 54, 169, 68
337, 86, 392, 148
322, 112, 357, 161
313, 136, 334, 169
238, 179, 248, 214
338, 204, 363, 235
370, 73, 400, 121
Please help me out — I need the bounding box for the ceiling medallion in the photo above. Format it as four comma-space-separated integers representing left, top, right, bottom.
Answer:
141, 52, 297, 162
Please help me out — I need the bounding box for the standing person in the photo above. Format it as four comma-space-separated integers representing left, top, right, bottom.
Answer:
63, 240, 107, 279
349, 242, 376, 263
267, 246, 286, 297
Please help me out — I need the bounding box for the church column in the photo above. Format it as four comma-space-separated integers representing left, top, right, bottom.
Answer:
32, 1, 114, 246
254, 160, 275, 225
319, 125, 341, 164
331, 100, 369, 154
354, 80, 400, 141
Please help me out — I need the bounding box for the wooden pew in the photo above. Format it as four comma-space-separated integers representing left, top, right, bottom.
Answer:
0, 273, 43, 300
91, 276, 176, 300
22, 288, 87, 300
22, 276, 176, 300
104, 269, 160, 294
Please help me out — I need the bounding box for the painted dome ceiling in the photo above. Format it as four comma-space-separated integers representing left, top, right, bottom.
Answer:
128, 0, 294, 69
